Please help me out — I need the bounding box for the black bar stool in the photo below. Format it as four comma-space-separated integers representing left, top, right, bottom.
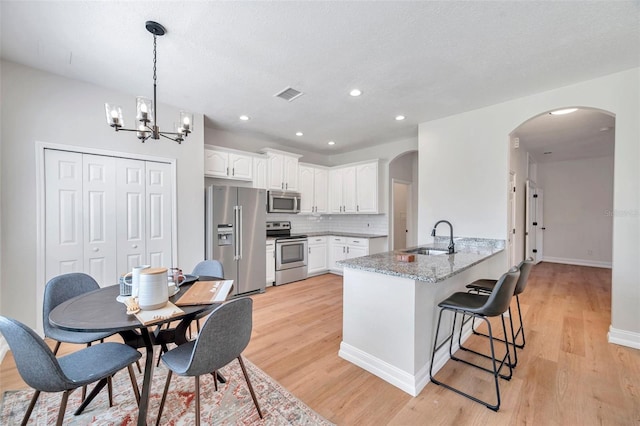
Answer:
429, 267, 520, 411
464, 257, 534, 367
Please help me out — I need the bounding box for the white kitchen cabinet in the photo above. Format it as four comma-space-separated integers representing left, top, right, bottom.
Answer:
266, 239, 275, 285
252, 155, 268, 189
328, 236, 347, 272
328, 236, 387, 274
262, 149, 301, 191
299, 164, 329, 214
307, 236, 328, 275
204, 147, 253, 181
329, 160, 378, 214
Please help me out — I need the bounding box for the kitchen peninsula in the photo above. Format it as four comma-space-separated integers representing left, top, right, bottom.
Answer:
337, 237, 506, 396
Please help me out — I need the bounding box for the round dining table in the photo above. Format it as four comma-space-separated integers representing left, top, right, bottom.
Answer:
49, 276, 223, 426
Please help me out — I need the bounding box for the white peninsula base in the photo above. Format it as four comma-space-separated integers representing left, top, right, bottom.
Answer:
339, 252, 505, 396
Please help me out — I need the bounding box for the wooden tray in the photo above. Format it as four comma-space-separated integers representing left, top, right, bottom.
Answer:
175, 280, 234, 306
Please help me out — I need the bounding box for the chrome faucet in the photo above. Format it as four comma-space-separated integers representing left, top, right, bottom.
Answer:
431, 220, 455, 254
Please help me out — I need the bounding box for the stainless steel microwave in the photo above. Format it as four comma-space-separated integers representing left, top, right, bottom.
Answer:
267, 190, 301, 213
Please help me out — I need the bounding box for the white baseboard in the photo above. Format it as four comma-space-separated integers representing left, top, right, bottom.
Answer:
0, 336, 8, 363
608, 325, 640, 350
542, 256, 612, 269
338, 322, 474, 397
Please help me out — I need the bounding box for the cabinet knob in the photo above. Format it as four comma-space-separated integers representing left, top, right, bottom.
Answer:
132, 244, 138, 249
93, 247, 99, 252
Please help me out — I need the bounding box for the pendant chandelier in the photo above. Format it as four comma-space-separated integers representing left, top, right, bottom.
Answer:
105, 21, 193, 144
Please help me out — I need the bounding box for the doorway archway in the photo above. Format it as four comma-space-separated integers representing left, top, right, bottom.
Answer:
388, 150, 418, 249
508, 107, 615, 268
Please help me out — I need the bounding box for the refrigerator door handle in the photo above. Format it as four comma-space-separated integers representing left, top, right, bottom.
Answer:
238, 205, 243, 260
234, 206, 240, 260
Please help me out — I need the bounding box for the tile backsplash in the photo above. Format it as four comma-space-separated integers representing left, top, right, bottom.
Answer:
267, 213, 388, 235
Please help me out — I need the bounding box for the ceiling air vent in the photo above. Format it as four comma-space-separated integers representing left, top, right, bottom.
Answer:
275, 87, 304, 102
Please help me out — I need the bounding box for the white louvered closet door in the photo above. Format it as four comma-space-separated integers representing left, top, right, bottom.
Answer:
145, 162, 172, 267
83, 154, 117, 285
45, 150, 84, 282
116, 158, 147, 274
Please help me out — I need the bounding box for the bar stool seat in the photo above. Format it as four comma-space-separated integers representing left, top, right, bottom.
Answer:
429, 267, 520, 411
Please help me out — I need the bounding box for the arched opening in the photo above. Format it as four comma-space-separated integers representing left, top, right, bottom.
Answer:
388, 150, 418, 249
508, 107, 615, 269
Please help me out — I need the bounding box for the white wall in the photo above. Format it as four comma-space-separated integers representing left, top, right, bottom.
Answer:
418, 68, 640, 347
0, 60, 205, 330
537, 156, 614, 267
509, 138, 530, 262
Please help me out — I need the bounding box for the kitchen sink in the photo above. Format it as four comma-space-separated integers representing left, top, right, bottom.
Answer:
403, 247, 450, 256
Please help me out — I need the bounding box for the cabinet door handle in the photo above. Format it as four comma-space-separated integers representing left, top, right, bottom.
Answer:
226, 167, 229, 176
286, 183, 288, 190
308, 247, 311, 254
232, 167, 235, 176
342, 246, 345, 253
357, 205, 359, 212
281, 182, 284, 189
347, 246, 350, 253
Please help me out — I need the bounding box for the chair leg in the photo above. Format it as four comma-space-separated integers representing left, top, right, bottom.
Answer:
155, 370, 173, 426
56, 390, 72, 426
127, 364, 141, 405
52, 340, 61, 355
514, 295, 526, 348
74, 378, 107, 415
238, 356, 263, 419
212, 370, 218, 391
107, 376, 113, 407
135, 359, 142, 374
430, 308, 508, 411
195, 376, 201, 426
21, 390, 40, 426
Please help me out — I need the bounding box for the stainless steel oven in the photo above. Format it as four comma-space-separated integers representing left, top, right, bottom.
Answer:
275, 237, 308, 285
267, 221, 308, 285
267, 191, 301, 214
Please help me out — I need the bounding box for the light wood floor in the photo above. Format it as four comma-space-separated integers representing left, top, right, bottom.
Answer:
2, 263, 639, 425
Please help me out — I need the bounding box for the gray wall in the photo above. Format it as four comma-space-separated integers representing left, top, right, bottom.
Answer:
0, 60, 205, 330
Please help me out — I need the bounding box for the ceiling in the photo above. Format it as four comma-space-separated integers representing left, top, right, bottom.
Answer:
1, 1, 639, 155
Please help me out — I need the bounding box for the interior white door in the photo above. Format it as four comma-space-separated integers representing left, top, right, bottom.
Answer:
525, 179, 539, 262
116, 158, 147, 274
45, 149, 84, 282
535, 188, 544, 263
392, 182, 408, 250
83, 154, 117, 286
145, 162, 172, 267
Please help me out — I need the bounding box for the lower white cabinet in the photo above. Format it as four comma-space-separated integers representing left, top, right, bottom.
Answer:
307, 236, 328, 275
328, 236, 387, 274
266, 240, 275, 285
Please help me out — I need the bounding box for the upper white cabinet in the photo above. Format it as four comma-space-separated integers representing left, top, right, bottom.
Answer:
204, 146, 253, 181
252, 155, 268, 189
299, 163, 329, 214
330, 160, 379, 214
262, 148, 301, 191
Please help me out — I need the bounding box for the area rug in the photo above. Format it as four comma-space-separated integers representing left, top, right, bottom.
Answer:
1, 357, 333, 425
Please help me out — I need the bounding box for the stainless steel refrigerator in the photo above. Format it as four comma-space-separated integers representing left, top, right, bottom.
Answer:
205, 185, 266, 296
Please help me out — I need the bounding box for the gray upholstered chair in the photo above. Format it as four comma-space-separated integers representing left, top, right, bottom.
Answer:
191, 260, 224, 278
0, 316, 141, 426
155, 298, 263, 426
43, 273, 116, 354
43, 272, 121, 402
429, 267, 520, 411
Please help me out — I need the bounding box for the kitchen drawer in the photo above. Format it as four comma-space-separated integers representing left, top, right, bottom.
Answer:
330, 236, 346, 244
347, 238, 368, 247
309, 236, 327, 245
266, 240, 275, 248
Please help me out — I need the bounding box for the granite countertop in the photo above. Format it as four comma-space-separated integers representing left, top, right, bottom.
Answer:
337, 237, 505, 283
305, 231, 388, 239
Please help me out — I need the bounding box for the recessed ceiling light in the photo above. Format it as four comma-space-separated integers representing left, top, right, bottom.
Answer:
549, 108, 577, 115
349, 89, 362, 97
239, 115, 250, 121
395, 115, 405, 121
296, 132, 303, 136
328, 141, 335, 145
